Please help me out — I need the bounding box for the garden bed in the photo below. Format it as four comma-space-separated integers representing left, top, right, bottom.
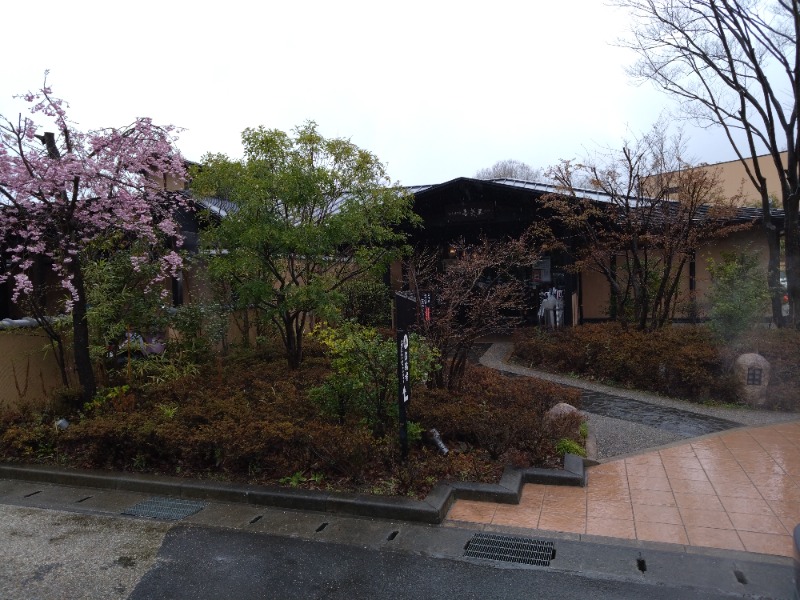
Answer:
0, 347, 584, 499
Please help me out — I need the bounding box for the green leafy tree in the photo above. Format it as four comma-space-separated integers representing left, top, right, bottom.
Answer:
84, 238, 173, 365
707, 249, 770, 342
311, 322, 438, 437
191, 122, 417, 368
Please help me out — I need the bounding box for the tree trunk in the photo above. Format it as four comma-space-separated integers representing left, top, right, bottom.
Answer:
784, 192, 800, 328
70, 261, 96, 403
765, 222, 784, 327
283, 314, 303, 369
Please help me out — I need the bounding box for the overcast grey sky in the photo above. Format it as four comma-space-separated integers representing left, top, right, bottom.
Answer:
2, 0, 733, 185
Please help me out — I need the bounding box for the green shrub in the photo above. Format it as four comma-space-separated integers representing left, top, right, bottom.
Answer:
310, 322, 439, 437
555, 438, 586, 458
338, 277, 392, 327
707, 250, 770, 342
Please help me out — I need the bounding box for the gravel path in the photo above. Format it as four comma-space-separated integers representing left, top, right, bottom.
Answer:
479, 342, 799, 460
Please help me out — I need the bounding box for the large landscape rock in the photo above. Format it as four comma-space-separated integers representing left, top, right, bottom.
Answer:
734, 353, 770, 407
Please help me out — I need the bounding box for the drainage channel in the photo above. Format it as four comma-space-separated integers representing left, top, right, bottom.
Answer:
122, 497, 207, 521
464, 532, 555, 567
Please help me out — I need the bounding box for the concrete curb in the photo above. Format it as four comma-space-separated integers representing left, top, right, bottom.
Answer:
0, 456, 585, 525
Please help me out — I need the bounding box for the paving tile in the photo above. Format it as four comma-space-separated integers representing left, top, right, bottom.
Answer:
766, 499, 800, 520
586, 517, 636, 539
629, 489, 676, 507
625, 454, 663, 466
659, 447, 696, 458
684, 526, 744, 551
727, 512, 788, 535
717, 495, 774, 516
632, 503, 683, 525
518, 486, 546, 508
664, 468, 709, 482
447, 500, 496, 524
668, 479, 717, 496
753, 484, 800, 502
537, 511, 586, 534
678, 508, 734, 530
586, 490, 632, 503
626, 475, 673, 492
634, 521, 688, 545
491, 504, 540, 528
705, 471, 752, 485
588, 476, 630, 489
710, 482, 762, 499
541, 495, 587, 515
745, 472, 791, 488
696, 459, 741, 473
778, 515, 800, 535
586, 500, 634, 520
589, 462, 626, 475
737, 531, 795, 557
625, 464, 667, 479
672, 491, 723, 512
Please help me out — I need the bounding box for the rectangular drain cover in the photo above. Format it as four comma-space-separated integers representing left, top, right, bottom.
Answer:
122, 497, 207, 521
464, 532, 555, 566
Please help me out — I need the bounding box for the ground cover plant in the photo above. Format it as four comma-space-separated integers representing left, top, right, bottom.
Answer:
0, 332, 583, 499
512, 323, 800, 410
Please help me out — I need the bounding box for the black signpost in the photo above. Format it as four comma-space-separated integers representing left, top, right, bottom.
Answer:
395, 292, 417, 460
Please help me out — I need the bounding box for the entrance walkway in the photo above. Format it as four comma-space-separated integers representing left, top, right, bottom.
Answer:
448, 420, 800, 557
447, 341, 800, 558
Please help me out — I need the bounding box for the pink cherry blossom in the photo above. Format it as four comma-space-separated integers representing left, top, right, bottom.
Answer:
0, 75, 190, 401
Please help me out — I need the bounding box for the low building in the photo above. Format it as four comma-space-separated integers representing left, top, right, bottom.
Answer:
394, 177, 782, 325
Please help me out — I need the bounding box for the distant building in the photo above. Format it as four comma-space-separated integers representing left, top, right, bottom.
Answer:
394, 177, 782, 325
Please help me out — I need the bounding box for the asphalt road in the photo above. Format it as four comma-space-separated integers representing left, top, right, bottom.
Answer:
0, 497, 795, 600
129, 524, 760, 600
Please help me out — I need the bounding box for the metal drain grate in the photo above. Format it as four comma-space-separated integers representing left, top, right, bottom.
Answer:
464, 532, 555, 566
122, 497, 207, 521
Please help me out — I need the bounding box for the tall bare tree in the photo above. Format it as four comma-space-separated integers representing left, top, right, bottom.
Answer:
475, 159, 543, 182
545, 129, 747, 331
405, 234, 539, 390
614, 0, 799, 326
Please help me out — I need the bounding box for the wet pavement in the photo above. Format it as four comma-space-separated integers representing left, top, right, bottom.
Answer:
579, 390, 741, 437
448, 420, 800, 558
453, 341, 800, 560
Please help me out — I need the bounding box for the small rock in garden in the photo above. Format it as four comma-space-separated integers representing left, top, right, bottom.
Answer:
546, 402, 579, 420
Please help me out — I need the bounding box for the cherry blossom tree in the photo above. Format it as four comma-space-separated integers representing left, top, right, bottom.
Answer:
0, 76, 188, 402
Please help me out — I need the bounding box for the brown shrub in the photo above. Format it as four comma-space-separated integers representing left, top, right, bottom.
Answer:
412, 365, 582, 464
0, 348, 591, 496
512, 324, 799, 408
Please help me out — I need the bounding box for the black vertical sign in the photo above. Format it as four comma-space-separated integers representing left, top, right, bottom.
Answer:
397, 329, 410, 459
395, 292, 416, 460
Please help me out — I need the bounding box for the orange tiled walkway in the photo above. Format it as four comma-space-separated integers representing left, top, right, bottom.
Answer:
447, 420, 800, 558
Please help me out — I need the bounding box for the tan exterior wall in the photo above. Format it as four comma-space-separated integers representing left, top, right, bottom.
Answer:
580, 267, 611, 320
698, 152, 786, 207
693, 228, 769, 318
576, 226, 770, 322
0, 330, 69, 411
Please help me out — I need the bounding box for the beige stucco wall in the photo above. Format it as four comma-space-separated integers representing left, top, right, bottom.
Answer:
580, 267, 611, 321
0, 330, 69, 411
693, 228, 770, 318
577, 226, 770, 322
699, 153, 786, 207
